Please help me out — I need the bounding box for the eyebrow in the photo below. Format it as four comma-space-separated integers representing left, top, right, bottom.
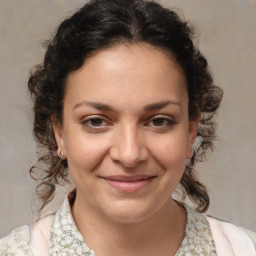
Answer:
73, 101, 113, 111
143, 100, 181, 111
73, 100, 181, 112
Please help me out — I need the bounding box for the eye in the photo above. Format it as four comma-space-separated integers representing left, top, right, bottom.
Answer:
146, 116, 176, 130
88, 118, 104, 127
151, 118, 168, 126
81, 115, 111, 131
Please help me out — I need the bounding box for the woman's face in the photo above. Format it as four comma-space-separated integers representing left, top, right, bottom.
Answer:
54, 43, 198, 223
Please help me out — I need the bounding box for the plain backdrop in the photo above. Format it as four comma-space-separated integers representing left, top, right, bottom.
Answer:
1, 0, 256, 237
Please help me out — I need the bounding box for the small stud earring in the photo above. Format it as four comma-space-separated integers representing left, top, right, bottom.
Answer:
60, 151, 64, 160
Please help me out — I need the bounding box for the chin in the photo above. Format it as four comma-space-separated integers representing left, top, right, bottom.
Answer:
103, 200, 157, 224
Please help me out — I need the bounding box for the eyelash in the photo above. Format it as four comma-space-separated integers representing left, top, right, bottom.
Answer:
81, 115, 110, 130
146, 116, 176, 129
81, 115, 176, 131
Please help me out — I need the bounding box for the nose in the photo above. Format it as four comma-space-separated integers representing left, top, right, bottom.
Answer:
109, 125, 148, 168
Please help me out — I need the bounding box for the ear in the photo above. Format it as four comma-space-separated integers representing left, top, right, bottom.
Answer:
186, 116, 200, 159
52, 119, 66, 159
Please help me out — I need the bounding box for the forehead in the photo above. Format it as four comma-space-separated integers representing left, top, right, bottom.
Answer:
65, 43, 187, 109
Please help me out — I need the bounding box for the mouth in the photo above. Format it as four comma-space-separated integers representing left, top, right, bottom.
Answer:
100, 175, 156, 193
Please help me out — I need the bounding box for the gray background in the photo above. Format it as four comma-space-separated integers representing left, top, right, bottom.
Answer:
0, 0, 255, 237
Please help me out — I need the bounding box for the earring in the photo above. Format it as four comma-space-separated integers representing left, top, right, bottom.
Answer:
60, 151, 64, 160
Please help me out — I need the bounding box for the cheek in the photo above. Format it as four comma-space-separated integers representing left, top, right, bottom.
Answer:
158, 146, 187, 177
149, 133, 188, 168
153, 138, 187, 191
64, 131, 110, 174
148, 133, 188, 192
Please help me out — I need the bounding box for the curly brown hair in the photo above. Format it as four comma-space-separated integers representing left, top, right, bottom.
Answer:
28, 0, 223, 213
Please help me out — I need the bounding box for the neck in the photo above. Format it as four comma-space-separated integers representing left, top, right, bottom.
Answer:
71, 193, 187, 256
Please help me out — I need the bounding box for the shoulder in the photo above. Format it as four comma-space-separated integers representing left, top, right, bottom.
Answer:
240, 226, 256, 248
0, 225, 34, 255
29, 214, 54, 256
206, 216, 256, 256
0, 214, 54, 256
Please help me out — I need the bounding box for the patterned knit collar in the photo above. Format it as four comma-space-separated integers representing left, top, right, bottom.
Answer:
49, 196, 216, 256
49, 197, 95, 256
176, 203, 217, 255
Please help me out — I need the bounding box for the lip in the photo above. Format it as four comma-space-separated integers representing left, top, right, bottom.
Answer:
101, 175, 156, 193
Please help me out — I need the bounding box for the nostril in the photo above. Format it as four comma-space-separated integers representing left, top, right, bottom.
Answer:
109, 145, 148, 168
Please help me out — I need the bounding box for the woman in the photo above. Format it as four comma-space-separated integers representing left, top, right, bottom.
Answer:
0, 0, 255, 255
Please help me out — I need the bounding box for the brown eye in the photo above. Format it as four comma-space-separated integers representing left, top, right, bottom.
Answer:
81, 115, 111, 132
152, 118, 166, 126
90, 118, 104, 127
151, 118, 174, 127
146, 116, 176, 130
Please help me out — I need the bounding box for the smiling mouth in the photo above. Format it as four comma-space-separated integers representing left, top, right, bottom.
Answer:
101, 175, 156, 193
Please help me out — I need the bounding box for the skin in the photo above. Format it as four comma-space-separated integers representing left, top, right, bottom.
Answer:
53, 43, 199, 256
